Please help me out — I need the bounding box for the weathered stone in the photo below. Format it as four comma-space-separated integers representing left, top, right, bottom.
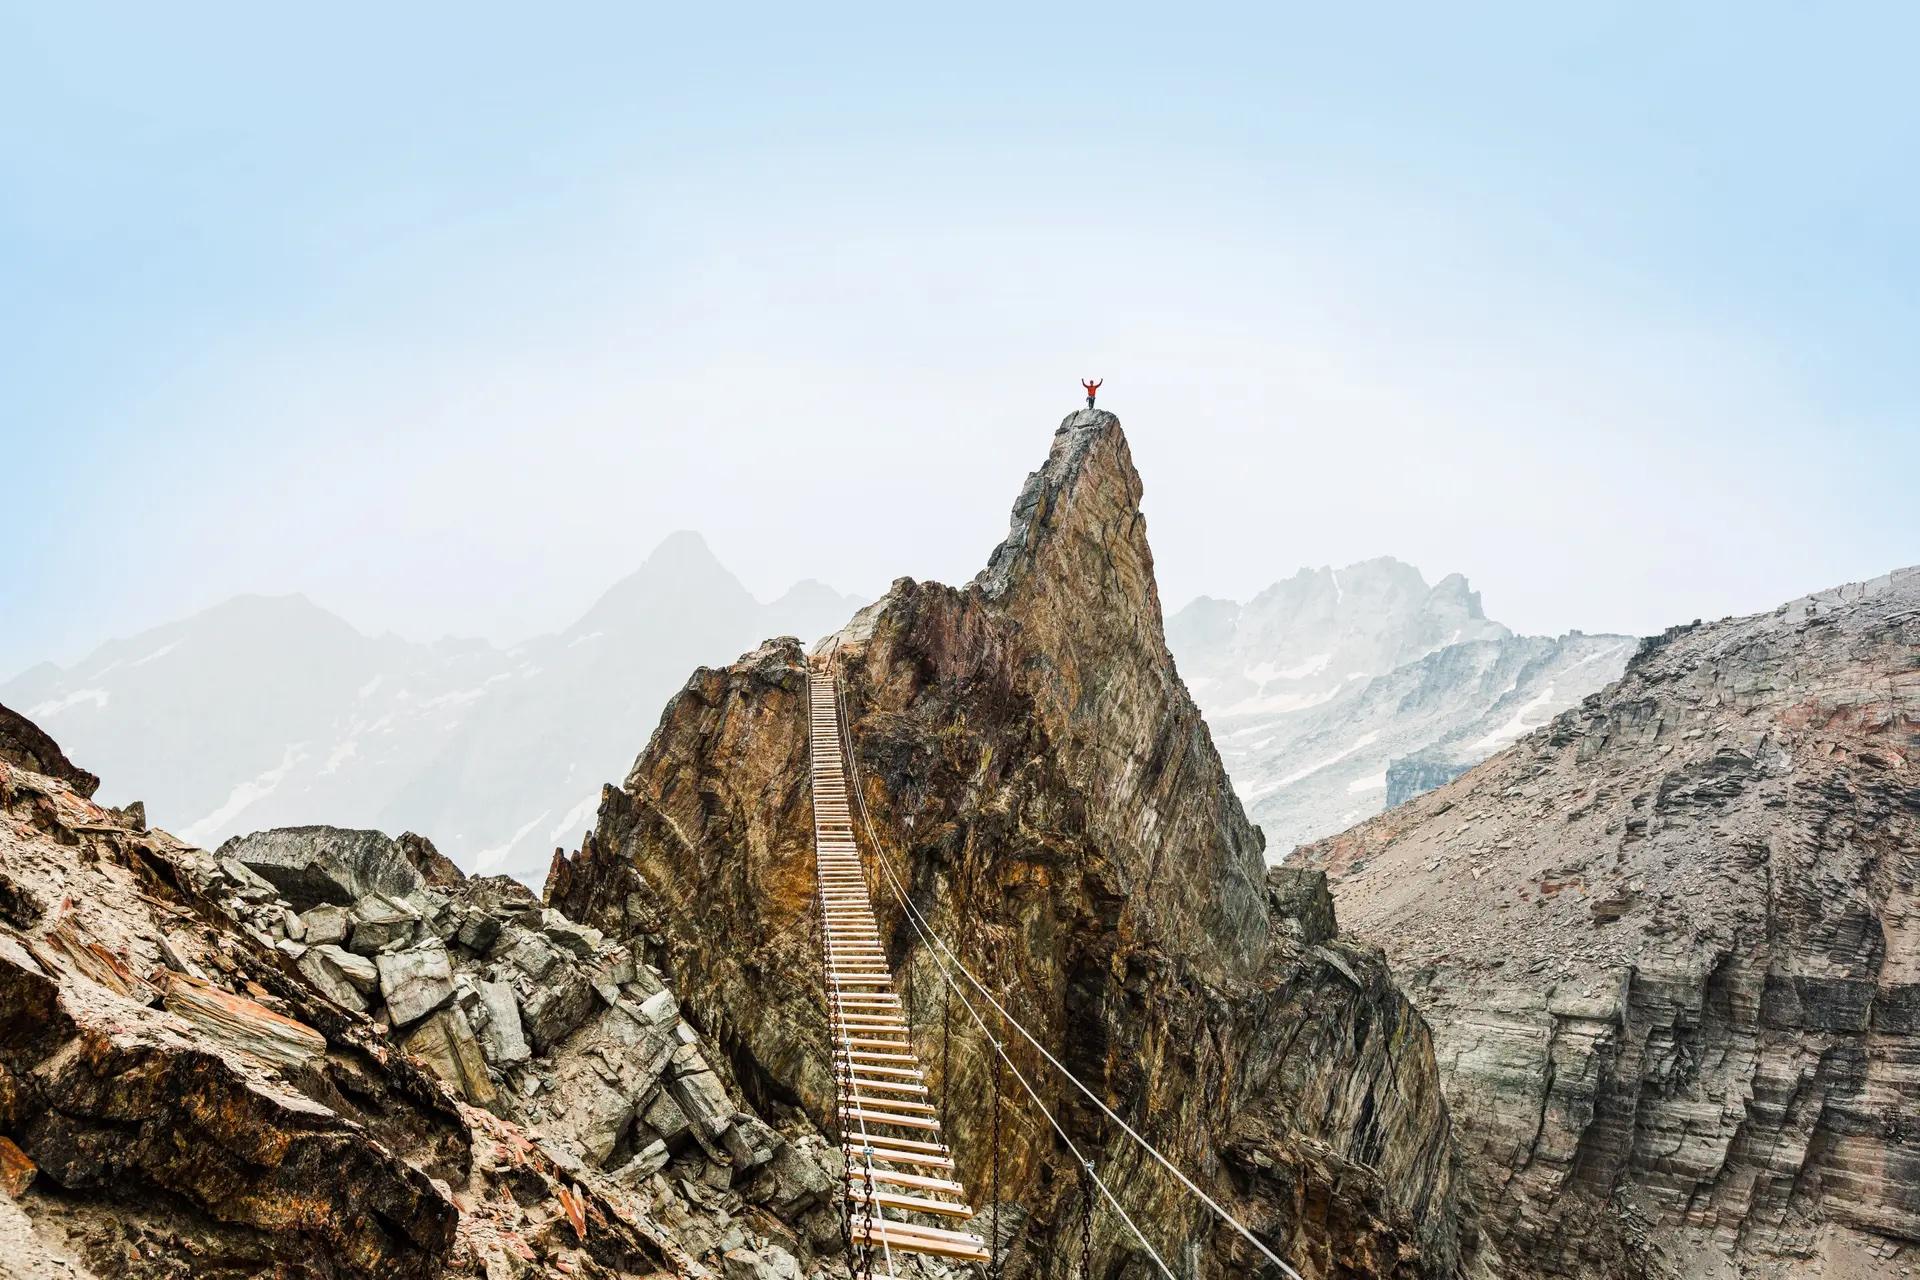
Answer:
472, 979, 530, 1065
0, 1135, 37, 1197
721, 1112, 777, 1171
216, 826, 427, 909
374, 943, 455, 1028
0, 701, 100, 796
503, 929, 560, 981
219, 857, 281, 901
160, 973, 327, 1072
1265, 867, 1337, 945
641, 1087, 690, 1142
453, 909, 502, 953
347, 893, 419, 954
397, 831, 463, 888
666, 1061, 733, 1141
300, 903, 349, 946
539, 908, 603, 957
297, 945, 371, 1011
610, 1138, 671, 1184
520, 966, 594, 1050
399, 1005, 496, 1107
635, 987, 677, 1026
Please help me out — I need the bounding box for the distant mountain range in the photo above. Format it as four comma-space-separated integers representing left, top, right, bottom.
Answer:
2, 532, 863, 883
6, 543, 1629, 879
1166, 557, 1634, 858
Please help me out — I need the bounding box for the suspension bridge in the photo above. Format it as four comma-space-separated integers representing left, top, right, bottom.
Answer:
807, 660, 1305, 1278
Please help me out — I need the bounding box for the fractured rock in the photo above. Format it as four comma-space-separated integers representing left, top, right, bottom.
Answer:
348, 893, 419, 954
473, 978, 531, 1065
374, 943, 455, 1028
300, 903, 349, 946
400, 1005, 496, 1107
297, 945, 372, 1011
521, 967, 594, 1050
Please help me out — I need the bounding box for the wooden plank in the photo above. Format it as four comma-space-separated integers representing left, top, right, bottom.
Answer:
838, 1105, 941, 1130
846, 1185, 976, 1219
849, 1217, 991, 1263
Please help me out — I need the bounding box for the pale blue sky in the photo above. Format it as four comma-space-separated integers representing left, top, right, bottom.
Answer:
4, 2, 1916, 679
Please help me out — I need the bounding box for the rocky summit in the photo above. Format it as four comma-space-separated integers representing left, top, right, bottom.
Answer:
1299, 566, 1920, 1278
551, 411, 1494, 1278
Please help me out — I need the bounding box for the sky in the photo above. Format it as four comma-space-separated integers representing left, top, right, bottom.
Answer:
4, 2, 1916, 679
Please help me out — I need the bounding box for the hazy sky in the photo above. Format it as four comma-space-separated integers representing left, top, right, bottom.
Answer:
5, 3, 1915, 680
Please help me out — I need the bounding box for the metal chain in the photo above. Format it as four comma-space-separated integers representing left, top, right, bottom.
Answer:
940, 966, 953, 1131
989, 1035, 1005, 1280
1080, 1157, 1097, 1277
860, 1157, 877, 1280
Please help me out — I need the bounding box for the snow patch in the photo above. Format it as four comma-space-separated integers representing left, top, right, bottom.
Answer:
1468, 685, 1559, 753
1249, 730, 1381, 798
27, 689, 109, 719
1346, 771, 1387, 794
129, 640, 182, 668
319, 740, 359, 776
357, 674, 384, 699
548, 793, 600, 844
472, 810, 553, 874
180, 744, 307, 845
1218, 685, 1342, 718
567, 631, 604, 648
1245, 652, 1332, 685
420, 687, 489, 709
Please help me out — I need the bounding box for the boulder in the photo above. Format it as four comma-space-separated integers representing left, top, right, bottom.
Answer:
397, 831, 464, 888
297, 946, 372, 1012
636, 988, 677, 1026
454, 909, 503, 953
722, 1112, 778, 1171
400, 1005, 496, 1107
348, 893, 419, 954
610, 1138, 671, 1185
503, 930, 560, 981
521, 967, 594, 1050
641, 1087, 691, 1142
665, 1050, 734, 1141
539, 908, 603, 957
473, 979, 530, 1066
375, 943, 455, 1028
300, 904, 350, 946
216, 826, 427, 909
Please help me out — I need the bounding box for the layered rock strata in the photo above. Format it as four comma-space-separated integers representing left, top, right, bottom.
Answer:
1300, 567, 1920, 1278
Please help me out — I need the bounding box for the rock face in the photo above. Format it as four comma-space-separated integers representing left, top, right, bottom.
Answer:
1298, 567, 1920, 1277
1165, 565, 1633, 858
0, 728, 879, 1276
552, 411, 1490, 1278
